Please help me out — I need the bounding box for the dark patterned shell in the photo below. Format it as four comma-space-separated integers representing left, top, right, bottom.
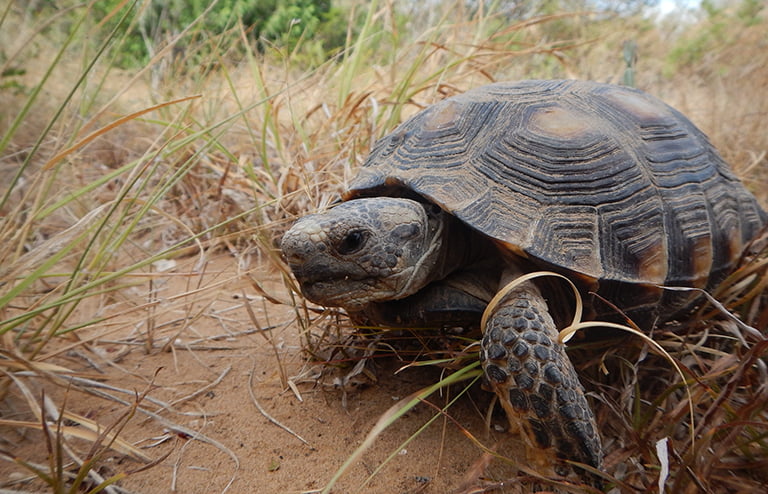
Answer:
345, 80, 766, 300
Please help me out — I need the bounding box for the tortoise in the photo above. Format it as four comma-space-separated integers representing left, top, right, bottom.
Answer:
280, 79, 766, 483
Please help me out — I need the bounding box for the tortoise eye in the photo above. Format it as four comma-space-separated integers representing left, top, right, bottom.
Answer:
337, 230, 368, 255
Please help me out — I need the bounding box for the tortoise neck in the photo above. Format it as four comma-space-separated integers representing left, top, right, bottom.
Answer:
431, 212, 498, 282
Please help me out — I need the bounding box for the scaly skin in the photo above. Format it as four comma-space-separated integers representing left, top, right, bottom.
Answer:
481, 280, 602, 481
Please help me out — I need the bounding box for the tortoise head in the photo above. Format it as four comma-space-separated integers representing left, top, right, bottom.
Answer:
281, 197, 447, 310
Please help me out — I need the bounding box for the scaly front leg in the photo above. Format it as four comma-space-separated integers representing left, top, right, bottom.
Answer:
480, 279, 602, 484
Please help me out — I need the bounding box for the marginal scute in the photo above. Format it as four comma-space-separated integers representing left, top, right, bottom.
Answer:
726, 225, 744, 268
635, 237, 667, 284
691, 235, 715, 288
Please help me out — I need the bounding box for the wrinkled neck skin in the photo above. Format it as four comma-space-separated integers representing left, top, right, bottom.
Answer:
428, 212, 494, 283
393, 204, 452, 297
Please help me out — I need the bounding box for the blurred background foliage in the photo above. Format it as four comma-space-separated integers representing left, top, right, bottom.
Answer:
10, 0, 765, 73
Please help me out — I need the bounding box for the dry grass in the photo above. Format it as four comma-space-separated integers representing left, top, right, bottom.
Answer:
1, 0, 767, 492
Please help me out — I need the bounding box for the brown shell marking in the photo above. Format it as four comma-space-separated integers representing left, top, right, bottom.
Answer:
346, 80, 766, 303
529, 106, 594, 138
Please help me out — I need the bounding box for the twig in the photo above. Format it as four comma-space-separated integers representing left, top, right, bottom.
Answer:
247, 358, 309, 446
242, 290, 288, 389
83, 386, 240, 493
166, 366, 231, 409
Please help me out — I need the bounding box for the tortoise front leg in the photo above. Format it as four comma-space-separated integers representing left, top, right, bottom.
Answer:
480, 279, 602, 481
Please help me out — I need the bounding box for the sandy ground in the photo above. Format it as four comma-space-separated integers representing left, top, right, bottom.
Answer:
1, 253, 535, 494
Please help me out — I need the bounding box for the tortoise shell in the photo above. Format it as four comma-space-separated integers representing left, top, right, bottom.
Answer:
344, 80, 766, 318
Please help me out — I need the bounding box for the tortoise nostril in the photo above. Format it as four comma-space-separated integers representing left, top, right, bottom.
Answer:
281, 232, 306, 261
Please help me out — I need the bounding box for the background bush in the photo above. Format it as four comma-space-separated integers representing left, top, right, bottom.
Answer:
79, 0, 351, 68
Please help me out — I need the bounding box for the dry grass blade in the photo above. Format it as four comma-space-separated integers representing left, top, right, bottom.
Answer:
70, 377, 242, 493
0, 368, 154, 493
42, 95, 202, 171
662, 284, 764, 343
242, 289, 288, 389
0, 204, 109, 294
0, 356, 97, 376
0, 419, 149, 463
42, 371, 154, 451
246, 358, 309, 446
480, 271, 583, 340
166, 366, 231, 409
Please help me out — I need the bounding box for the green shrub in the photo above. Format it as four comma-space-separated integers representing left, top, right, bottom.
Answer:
55, 0, 353, 68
